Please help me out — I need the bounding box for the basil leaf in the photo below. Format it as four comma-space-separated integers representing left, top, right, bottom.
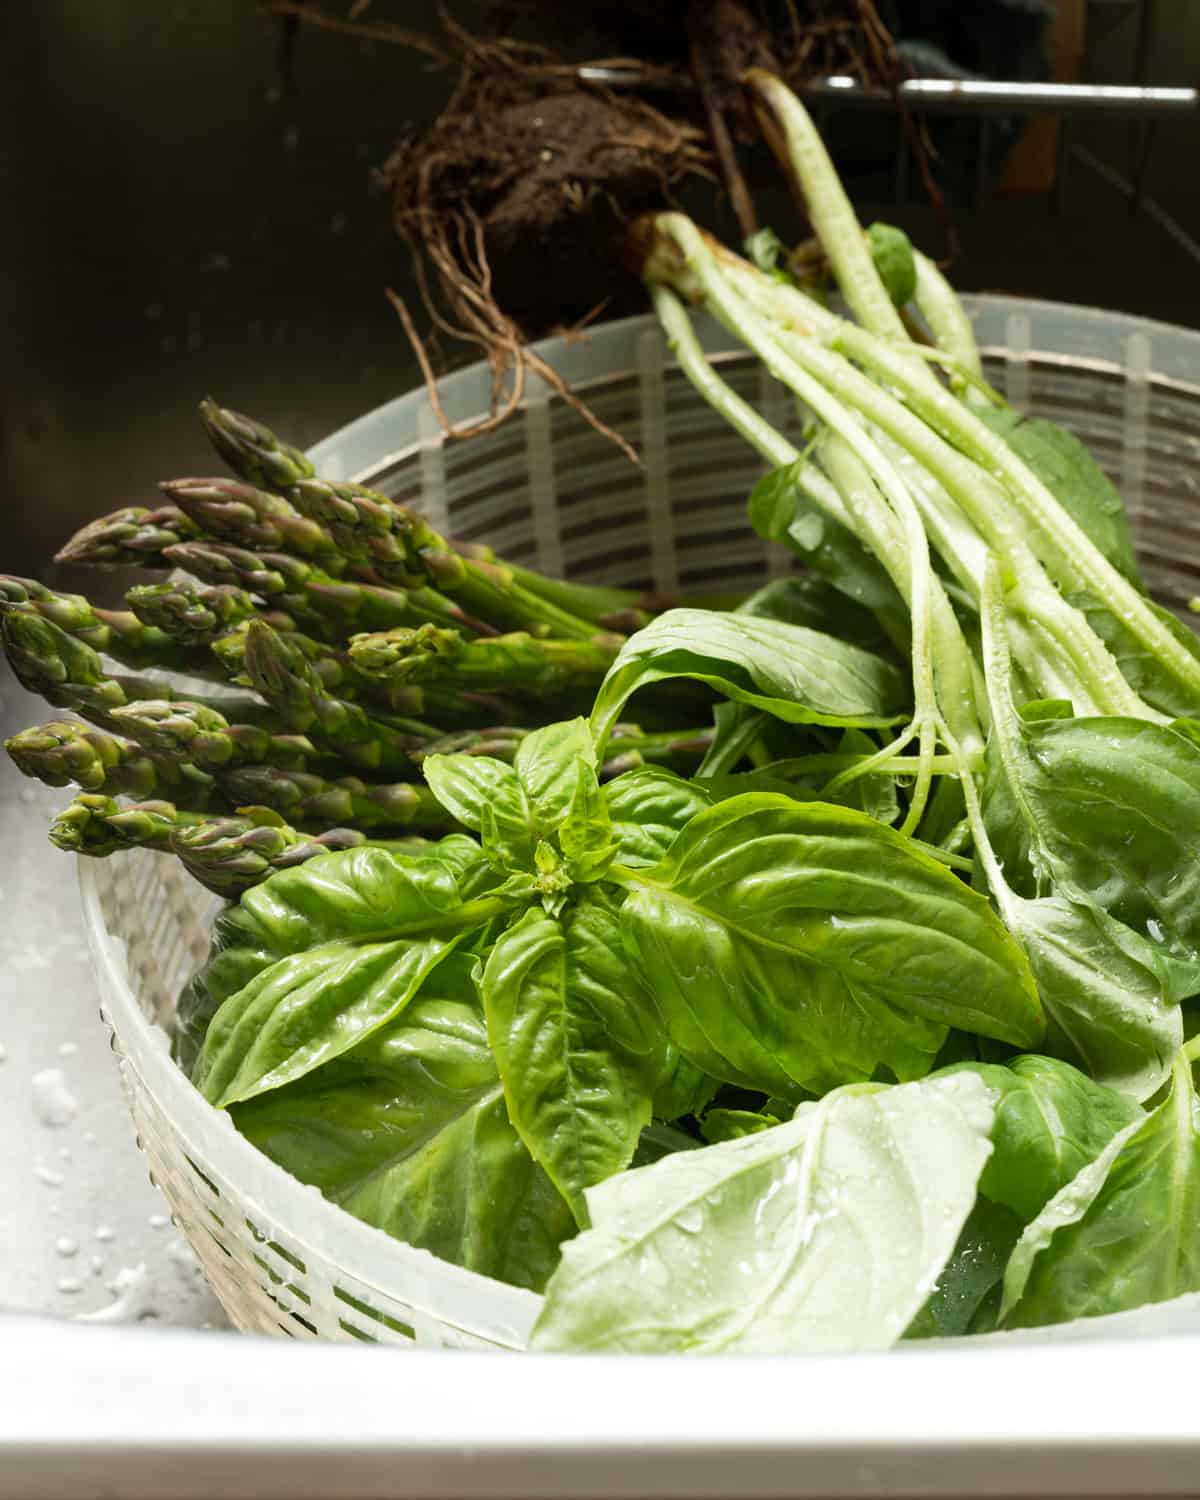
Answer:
700, 1108, 781, 1144
985, 713, 1200, 967
557, 759, 614, 881
481, 895, 664, 1224
515, 718, 597, 829
590, 609, 909, 745
195, 932, 466, 1107
422, 752, 518, 834
620, 795, 1043, 1096
652, 1046, 720, 1123
602, 766, 712, 867
867, 222, 917, 307
736, 575, 893, 657
997, 1059, 1200, 1328
999, 897, 1181, 1101
174, 838, 487, 1071
971, 406, 1142, 585
231, 958, 573, 1291
832, 727, 901, 826
938, 1054, 1142, 1222
905, 1196, 1024, 1340
531, 1072, 993, 1354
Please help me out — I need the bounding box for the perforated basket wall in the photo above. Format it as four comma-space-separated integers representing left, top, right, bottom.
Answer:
81, 302, 1200, 1348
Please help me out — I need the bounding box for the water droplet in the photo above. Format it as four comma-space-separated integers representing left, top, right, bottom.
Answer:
34, 1165, 65, 1187
0, 1045, 8, 1063
148, 1213, 169, 1230
94, 1225, 115, 1242
32, 1068, 79, 1128
57, 1146, 71, 1161
674, 1205, 704, 1234
73, 1265, 155, 1325
55, 1237, 78, 1258
90, 1255, 105, 1277
82, 1131, 96, 1144
58, 1042, 78, 1058
57, 1277, 83, 1295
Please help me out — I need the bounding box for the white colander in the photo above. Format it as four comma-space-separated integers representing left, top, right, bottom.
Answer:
80, 298, 1200, 1348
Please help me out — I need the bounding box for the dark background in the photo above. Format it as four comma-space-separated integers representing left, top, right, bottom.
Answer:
3, 1, 1198, 588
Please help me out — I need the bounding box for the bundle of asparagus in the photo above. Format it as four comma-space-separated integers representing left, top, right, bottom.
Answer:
2, 402, 711, 894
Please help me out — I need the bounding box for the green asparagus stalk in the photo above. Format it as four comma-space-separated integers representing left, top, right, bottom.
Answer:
6, 720, 218, 807
54, 505, 200, 568
162, 540, 490, 642
288, 476, 602, 640
126, 578, 291, 647
0, 609, 274, 732
0, 577, 218, 678
161, 478, 351, 571
453, 541, 652, 632
220, 766, 451, 832
240, 619, 429, 774
348, 623, 622, 697
109, 700, 319, 773
172, 814, 368, 896
199, 399, 316, 492
50, 795, 211, 855
50, 791, 367, 895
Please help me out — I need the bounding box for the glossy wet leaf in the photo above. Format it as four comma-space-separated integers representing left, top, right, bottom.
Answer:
531, 1072, 993, 1354
602, 766, 712, 867
231, 956, 573, 1291
619, 795, 1043, 1096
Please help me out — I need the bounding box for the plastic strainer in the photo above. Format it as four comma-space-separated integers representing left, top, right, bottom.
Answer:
79, 298, 1200, 1348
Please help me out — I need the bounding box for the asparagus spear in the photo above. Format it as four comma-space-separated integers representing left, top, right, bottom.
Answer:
172, 814, 367, 897
199, 398, 315, 492
220, 766, 451, 832
240, 619, 429, 774
162, 478, 350, 571
50, 793, 366, 895
110, 700, 318, 772
126, 578, 291, 647
0, 576, 218, 678
289, 476, 601, 640
453, 541, 652, 631
54, 505, 200, 568
50, 795, 206, 855
6, 720, 218, 807
349, 623, 622, 697
0, 609, 275, 731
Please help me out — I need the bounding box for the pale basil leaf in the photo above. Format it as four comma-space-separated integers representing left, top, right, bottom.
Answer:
531, 1072, 993, 1354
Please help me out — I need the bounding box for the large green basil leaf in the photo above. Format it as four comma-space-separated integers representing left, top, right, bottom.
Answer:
971, 406, 1142, 585
590, 610, 909, 745
514, 718, 598, 829
231, 956, 573, 1291
602, 766, 713, 867
481, 894, 664, 1224
999, 897, 1181, 1100
652, 1046, 720, 1123
937, 1054, 1142, 1222
531, 1071, 993, 1354
619, 796, 1043, 1096
173, 837, 488, 1071
736, 575, 894, 658
984, 713, 1200, 967
195, 932, 466, 1107
999, 1055, 1200, 1329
